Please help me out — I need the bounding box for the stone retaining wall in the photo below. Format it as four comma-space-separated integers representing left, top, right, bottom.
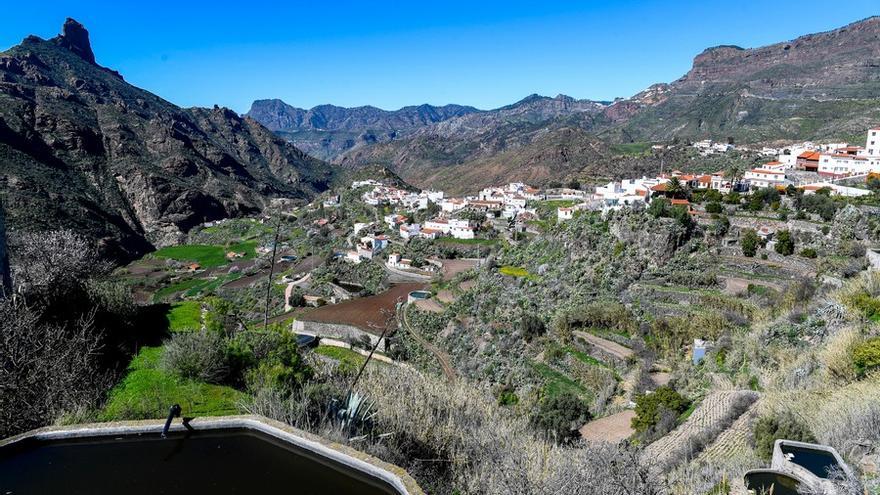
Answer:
293, 319, 389, 350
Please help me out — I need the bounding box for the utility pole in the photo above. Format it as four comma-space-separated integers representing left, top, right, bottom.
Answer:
0, 199, 11, 298
263, 213, 282, 332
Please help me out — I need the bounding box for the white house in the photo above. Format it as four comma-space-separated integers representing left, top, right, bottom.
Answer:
344, 250, 362, 264
802, 183, 873, 198
818, 154, 874, 177
384, 213, 407, 228
399, 223, 422, 239
557, 207, 574, 221
744, 168, 787, 189
440, 198, 466, 213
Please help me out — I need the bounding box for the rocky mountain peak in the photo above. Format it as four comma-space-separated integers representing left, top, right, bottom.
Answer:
53, 18, 96, 64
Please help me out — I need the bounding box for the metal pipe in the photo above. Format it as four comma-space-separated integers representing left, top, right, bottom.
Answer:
161, 404, 181, 438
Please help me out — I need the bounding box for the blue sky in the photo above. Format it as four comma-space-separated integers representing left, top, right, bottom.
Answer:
1, 1, 877, 113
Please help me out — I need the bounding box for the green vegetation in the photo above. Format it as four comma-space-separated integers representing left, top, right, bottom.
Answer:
740, 229, 759, 257
610, 142, 652, 156
853, 337, 880, 377
499, 265, 535, 279
314, 345, 368, 372
563, 346, 609, 370
800, 248, 818, 259
531, 362, 590, 400
850, 294, 880, 322
631, 386, 690, 433
774, 230, 794, 256
154, 278, 206, 300
152, 241, 257, 268
530, 390, 591, 442
752, 412, 816, 460
436, 237, 499, 246
101, 346, 242, 420
166, 301, 202, 331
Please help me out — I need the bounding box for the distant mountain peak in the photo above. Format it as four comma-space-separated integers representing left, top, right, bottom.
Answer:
52, 18, 95, 64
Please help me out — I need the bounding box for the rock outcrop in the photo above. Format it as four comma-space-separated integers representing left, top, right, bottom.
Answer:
53, 18, 96, 64
0, 19, 335, 261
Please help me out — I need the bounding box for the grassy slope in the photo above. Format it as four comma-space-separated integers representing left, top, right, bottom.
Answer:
101, 346, 242, 420
166, 301, 202, 331
152, 241, 257, 268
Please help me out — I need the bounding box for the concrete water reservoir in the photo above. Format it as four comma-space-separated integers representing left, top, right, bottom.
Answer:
406, 290, 431, 304
0, 415, 423, 495
745, 439, 852, 495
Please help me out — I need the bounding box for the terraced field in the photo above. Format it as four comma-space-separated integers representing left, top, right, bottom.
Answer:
697, 400, 761, 463
643, 390, 759, 470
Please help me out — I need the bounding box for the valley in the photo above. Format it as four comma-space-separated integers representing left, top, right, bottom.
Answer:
2, 13, 880, 495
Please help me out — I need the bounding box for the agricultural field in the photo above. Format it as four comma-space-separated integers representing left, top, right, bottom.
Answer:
151, 241, 257, 268
642, 391, 759, 470
298, 283, 426, 333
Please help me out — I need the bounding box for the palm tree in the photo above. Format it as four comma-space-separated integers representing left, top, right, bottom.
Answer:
665, 176, 685, 199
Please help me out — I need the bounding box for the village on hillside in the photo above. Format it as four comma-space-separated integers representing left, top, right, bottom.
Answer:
98, 124, 880, 495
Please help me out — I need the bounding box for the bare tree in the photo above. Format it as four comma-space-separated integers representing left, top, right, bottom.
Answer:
0, 299, 108, 437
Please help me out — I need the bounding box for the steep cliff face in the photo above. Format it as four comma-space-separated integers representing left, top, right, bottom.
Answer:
0, 19, 334, 261
611, 16, 880, 142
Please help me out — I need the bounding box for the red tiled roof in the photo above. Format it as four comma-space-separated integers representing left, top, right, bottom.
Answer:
798, 151, 820, 160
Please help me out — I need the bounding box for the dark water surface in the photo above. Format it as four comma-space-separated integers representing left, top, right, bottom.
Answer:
744, 471, 801, 495
0, 428, 398, 495
780, 443, 841, 479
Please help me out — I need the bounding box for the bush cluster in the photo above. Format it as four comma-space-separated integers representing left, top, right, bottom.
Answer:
752, 412, 816, 460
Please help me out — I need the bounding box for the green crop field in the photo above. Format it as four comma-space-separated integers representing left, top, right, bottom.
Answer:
152, 241, 257, 268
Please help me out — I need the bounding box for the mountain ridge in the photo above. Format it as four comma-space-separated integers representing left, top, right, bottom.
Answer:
0, 19, 335, 261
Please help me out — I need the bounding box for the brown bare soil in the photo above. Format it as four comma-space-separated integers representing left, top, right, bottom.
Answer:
299, 283, 426, 335
574, 331, 634, 360
440, 259, 479, 280
436, 289, 455, 304
579, 410, 636, 443
415, 298, 444, 313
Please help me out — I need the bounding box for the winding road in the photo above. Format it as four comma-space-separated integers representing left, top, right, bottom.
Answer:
400, 304, 457, 382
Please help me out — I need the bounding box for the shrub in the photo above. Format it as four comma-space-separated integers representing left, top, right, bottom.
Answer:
161, 330, 230, 384
740, 229, 759, 257
851, 294, 880, 321
531, 391, 591, 442
800, 248, 817, 259
631, 386, 690, 433
520, 314, 546, 342
752, 412, 816, 460
774, 230, 794, 256
245, 329, 312, 393
853, 337, 880, 377
705, 202, 723, 214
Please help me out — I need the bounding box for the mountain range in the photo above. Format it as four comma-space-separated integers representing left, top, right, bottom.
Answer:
249, 16, 880, 193
0, 19, 334, 261
3, 16, 880, 256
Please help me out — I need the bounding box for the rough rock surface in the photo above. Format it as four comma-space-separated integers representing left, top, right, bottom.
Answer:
0, 20, 334, 261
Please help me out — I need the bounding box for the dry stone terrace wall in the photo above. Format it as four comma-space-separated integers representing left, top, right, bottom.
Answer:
293, 320, 389, 350
642, 391, 759, 471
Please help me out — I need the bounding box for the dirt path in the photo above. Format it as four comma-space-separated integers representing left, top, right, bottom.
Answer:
721, 276, 785, 295
401, 305, 456, 382
574, 331, 633, 360
721, 255, 817, 277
